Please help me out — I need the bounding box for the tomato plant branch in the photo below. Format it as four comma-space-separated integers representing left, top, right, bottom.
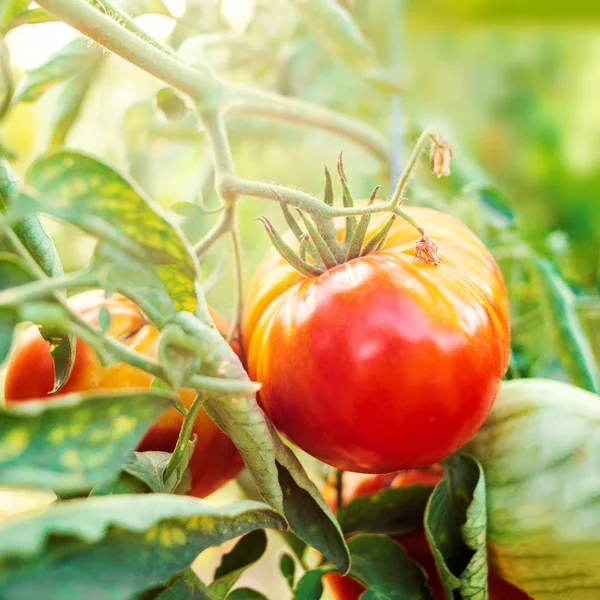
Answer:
229, 222, 247, 365
220, 177, 328, 216
36, 0, 215, 101
89, 0, 178, 59
163, 393, 204, 482
193, 207, 233, 257
36, 0, 390, 165
389, 127, 434, 211
200, 108, 235, 176
0, 268, 98, 307
224, 84, 391, 164
3, 227, 258, 395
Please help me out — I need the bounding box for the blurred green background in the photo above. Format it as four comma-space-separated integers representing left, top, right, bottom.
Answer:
4, 1, 600, 297
2, 0, 600, 595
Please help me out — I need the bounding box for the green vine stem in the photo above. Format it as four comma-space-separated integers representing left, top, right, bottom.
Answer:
224, 84, 390, 164
163, 393, 204, 482
389, 127, 433, 211
36, 0, 388, 164
335, 469, 344, 512
229, 221, 247, 366
91, 0, 177, 58
0, 268, 98, 307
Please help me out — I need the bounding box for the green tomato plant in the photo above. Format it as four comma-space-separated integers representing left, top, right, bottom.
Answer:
0, 1, 599, 599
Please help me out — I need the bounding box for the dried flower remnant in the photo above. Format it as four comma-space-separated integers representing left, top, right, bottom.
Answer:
429, 135, 452, 178
414, 232, 441, 266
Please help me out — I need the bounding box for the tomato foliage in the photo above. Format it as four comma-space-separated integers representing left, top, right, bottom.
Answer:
0, 1, 598, 599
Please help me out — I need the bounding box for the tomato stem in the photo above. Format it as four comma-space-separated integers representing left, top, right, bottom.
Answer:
296, 210, 339, 270
337, 153, 358, 246
389, 128, 435, 211
335, 469, 344, 511
229, 221, 247, 368
256, 217, 325, 277
345, 185, 380, 261
323, 166, 334, 206
164, 393, 205, 483
360, 215, 397, 256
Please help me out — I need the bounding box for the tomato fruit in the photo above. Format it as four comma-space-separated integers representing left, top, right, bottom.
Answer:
4, 290, 244, 498
322, 469, 531, 600
245, 207, 510, 473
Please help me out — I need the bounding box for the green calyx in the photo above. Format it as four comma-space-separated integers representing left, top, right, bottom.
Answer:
257, 155, 396, 277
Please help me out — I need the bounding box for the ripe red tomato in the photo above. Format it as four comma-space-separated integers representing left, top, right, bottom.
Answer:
4, 290, 244, 498
245, 207, 510, 473
322, 469, 530, 600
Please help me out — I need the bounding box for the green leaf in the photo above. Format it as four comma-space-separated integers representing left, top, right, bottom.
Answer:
204, 389, 349, 573
131, 450, 192, 494
5, 8, 56, 31
0, 496, 286, 600
466, 378, 600, 600
13, 38, 102, 104
0, 390, 174, 493
24, 150, 201, 314
337, 484, 434, 537
295, 569, 327, 600
0, 252, 36, 286
444, 160, 515, 234
280, 531, 307, 565
0, 158, 75, 391
164, 312, 348, 572
0, 0, 29, 31
0, 307, 16, 364
527, 254, 600, 393
47, 56, 102, 148
276, 459, 349, 572
0, 158, 62, 278
0, 135, 17, 160
424, 454, 488, 600
91, 451, 192, 496
227, 589, 269, 600
288, 0, 379, 73
296, 535, 434, 600
137, 568, 215, 600
156, 87, 188, 122
279, 553, 296, 589
0, 253, 35, 364
158, 323, 202, 389
0, 37, 13, 110
96, 243, 178, 328
209, 530, 267, 598
89, 470, 152, 496
347, 534, 435, 599
463, 183, 515, 230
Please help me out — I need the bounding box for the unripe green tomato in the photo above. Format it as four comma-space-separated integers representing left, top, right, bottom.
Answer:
466, 378, 600, 600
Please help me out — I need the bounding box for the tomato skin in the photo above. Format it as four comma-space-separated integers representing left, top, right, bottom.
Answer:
4, 290, 243, 498
322, 469, 530, 600
245, 207, 510, 473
